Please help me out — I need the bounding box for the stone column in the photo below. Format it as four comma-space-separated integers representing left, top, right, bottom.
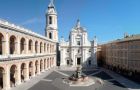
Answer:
32, 41, 35, 54
17, 37, 20, 55
26, 39, 29, 54
4, 33, 9, 55
16, 64, 21, 85
32, 61, 35, 77
37, 61, 40, 74
42, 60, 44, 72
3, 66, 10, 90
37, 43, 40, 54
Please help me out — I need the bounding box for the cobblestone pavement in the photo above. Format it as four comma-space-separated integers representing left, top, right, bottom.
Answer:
11, 67, 140, 90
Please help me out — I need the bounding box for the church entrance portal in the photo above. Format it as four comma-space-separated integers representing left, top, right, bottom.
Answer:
77, 58, 81, 65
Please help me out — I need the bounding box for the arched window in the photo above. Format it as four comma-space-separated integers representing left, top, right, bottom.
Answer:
10, 35, 16, 54
35, 41, 38, 53
49, 32, 52, 39
40, 42, 42, 53
49, 16, 52, 24
29, 40, 33, 53
20, 38, 26, 54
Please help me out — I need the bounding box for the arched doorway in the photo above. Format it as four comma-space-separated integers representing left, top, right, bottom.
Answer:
20, 38, 26, 54
10, 35, 16, 54
21, 63, 26, 82
29, 62, 33, 78
0, 33, 4, 55
35, 61, 39, 74
10, 65, 17, 87
40, 60, 43, 72
50, 58, 51, 68
0, 67, 4, 89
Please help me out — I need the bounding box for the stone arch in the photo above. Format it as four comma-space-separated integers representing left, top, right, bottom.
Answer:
9, 35, 17, 54
10, 65, 17, 87
40, 59, 43, 72
35, 60, 39, 74
29, 61, 33, 78
40, 42, 43, 53
0, 33, 4, 55
20, 63, 27, 82
0, 67, 4, 89
35, 41, 38, 53
20, 38, 26, 54
29, 39, 33, 53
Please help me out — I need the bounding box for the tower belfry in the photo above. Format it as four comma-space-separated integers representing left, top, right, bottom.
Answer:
45, 0, 58, 42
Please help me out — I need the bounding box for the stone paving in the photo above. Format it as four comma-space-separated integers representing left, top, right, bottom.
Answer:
10, 67, 140, 90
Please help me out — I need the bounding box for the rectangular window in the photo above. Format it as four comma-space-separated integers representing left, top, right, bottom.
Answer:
77, 41, 80, 46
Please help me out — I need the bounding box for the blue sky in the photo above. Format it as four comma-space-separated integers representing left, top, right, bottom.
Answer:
0, 0, 140, 43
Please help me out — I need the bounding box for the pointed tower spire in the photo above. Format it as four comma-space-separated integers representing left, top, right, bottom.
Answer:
48, 0, 54, 8
76, 19, 80, 28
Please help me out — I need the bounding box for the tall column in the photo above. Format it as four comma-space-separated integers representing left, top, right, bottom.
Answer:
17, 37, 20, 55
4, 33, 9, 55
26, 39, 29, 54
32, 61, 35, 77
3, 66, 10, 90
32, 41, 35, 54
16, 64, 21, 85
37, 61, 40, 74
37, 43, 40, 54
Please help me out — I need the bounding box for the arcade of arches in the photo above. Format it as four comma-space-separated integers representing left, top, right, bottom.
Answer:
0, 57, 55, 90
0, 27, 56, 90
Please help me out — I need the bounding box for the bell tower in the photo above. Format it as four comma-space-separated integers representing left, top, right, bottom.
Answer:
45, 0, 58, 42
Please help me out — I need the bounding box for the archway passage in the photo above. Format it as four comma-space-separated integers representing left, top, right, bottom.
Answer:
40, 60, 43, 72
0, 67, 4, 89
29, 62, 33, 78
35, 61, 39, 74
44, 59, 46, 70
20, 38, 26, 54
10, 65, 17, 87
10, 35, 16, 54
21, 63, 26, 82
0, 33, 4, 55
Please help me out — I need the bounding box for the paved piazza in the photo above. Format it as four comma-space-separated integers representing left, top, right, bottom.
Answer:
10, 67, 140, 90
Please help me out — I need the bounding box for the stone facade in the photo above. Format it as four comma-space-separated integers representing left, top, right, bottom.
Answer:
99, 34, 140, 74
0, 0, 57, 90
60, 20, 97, 67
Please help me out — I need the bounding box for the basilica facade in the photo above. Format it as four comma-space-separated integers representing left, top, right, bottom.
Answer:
60, 20, 97, 67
